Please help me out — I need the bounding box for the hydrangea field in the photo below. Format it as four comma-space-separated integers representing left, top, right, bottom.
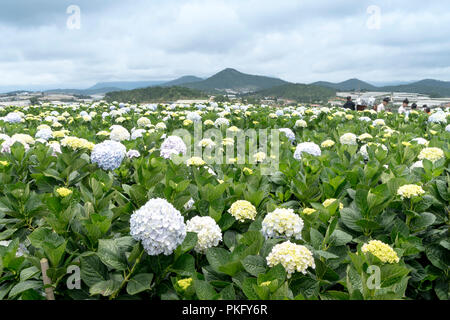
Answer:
0, 102, 448, 300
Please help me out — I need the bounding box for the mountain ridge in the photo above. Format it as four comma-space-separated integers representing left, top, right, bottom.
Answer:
4, 68, 450, 97
180, 68, 289, 93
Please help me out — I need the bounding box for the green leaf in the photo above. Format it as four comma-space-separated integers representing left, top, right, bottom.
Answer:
194, 279, 218, 300
258, 263, 286, 285
175, 232, 197, 258
220, 284, 236, 300
242, 255, 266, 277
89, 279, 121, 297
223, 230, 237, 249
411, 212, 436, 230
126, 273, 153, 295
380, 264, 410, 288
425, 244, 449, 271
28, 227, 67, 266
171, 254, 196, 276
291, 277, 319, 299
340, 208, 363, 232
0, 228, 16, 241
310, 228, 324, 249
315, 250, 339, 260
330, 230, 352, 246
242, 278, 259, 300
80, 254, 108, 287
97, 239, 128, 271
9, 280, 41, 298
20, 266, 40, 282
218, 260, 243, 276
319, 290, 349, 300
206, 247, 231, 273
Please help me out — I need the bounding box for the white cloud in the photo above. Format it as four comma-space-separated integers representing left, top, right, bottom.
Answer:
0, 0, 449, 91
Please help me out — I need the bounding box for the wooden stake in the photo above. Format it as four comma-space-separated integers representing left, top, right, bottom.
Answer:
40, 258, 55, 300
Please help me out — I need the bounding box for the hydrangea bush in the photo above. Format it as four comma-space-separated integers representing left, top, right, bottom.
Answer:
0, 101, 448, 301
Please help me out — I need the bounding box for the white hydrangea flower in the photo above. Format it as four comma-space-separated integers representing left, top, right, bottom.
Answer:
48, 141, 62, 156
186, 112, 202, 122
445, 124, 450, 132
340, 133, 357, 145
131, 129, 146, 140
109, 125, 130, 141
295, 119, 307, 128
127, 149, 141, 159
418, 147, 445, 162
358, 133, 373, 141
373, 119, 385, 126
279, 128, 296, 142
129, 198, 186, 256
397, 185, 425, 199
198, 138, 216, 149
35, 128, 53, 141
91, 140, 126, 170
411, 137, 429, 146
137, 117, 151, 127
261, 208, 304, 240
359, 143, 388, 160
428, 111, 447, 124
160, 136, 187, 159
359, 116, 371, 122
3, 112, 24, 123
266, 241, 315, 278
186, 216, 222, 253
184, 198, 195, 210
293, 142, 321, 160
1, 137, 30, 153
410, 160, 423, 170
214, 117, 230, 127
155, 122, 167, 130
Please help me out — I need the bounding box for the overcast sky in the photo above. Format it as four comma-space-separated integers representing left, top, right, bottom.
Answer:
1, 0, 450, 91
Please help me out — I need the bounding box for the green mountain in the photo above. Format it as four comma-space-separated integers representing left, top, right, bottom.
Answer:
182, 68, 290, 93
88, 80, 166, 91
312, 78, 377, 91
45, 87, 123, 95
161, 76, 203, 87
313, 78, 450, 97
247, 83, 337, 103
104, 86, 207, 103
379, 79, 450, 97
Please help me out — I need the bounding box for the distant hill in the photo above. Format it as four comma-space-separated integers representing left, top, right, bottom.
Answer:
247, 83, 337, 103
87, 80, 166, 91
312, 78, 377, 91
41, 78, 201, 95
104, 86, 207, 103
379, 79, 450, 98
44, 87, 123, 95
313, 78, 450, 97
182, 68, 290, 93
161, 76, 203, 87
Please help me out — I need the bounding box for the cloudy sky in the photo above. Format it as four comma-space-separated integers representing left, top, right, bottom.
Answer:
1, 0, 450, 91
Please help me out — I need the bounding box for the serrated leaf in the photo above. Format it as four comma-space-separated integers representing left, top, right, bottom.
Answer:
89, 279, 121, 297
242, 255, 266, 277
97, 239, 127, 271
126, 273, 153, 295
